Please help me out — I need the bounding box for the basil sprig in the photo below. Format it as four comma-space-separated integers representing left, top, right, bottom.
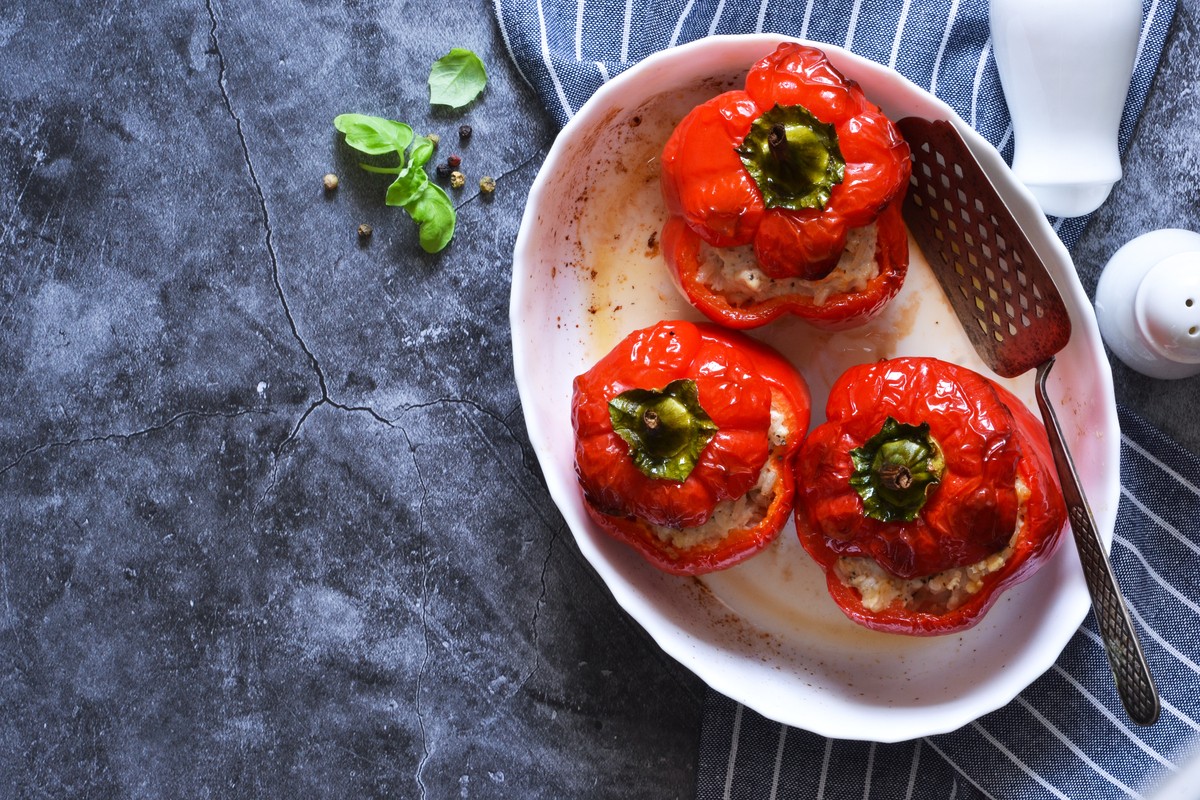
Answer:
333, 113, 455, 253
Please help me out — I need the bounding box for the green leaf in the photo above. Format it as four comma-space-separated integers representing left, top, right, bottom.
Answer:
403, 183, 456, 253
608, 379, 718, 482
385, 137, 440, 216
428, 48, 488, 108
408, 136, 436, 169
333, 113, 413, 155
385, 164, 429, 209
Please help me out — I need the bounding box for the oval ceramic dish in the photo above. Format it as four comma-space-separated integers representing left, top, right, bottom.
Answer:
510, 35, 1119, 741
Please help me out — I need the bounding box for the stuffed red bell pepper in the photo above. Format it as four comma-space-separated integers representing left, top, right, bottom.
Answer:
572, 320, 810, 575
793, 357, 1067, 635
660, 42, 911, 330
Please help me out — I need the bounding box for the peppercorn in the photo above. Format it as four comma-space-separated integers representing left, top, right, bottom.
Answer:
479, 175, 496, 194
447, 154, 462, 169
459, 124, 473, 142
426, 133, 440, 148
449, 171, 465, 189
435, 163, 451, 181
357, 223, 373, 238
323, 173, 339, 191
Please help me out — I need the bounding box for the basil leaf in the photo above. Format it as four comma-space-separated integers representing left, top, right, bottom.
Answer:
384, 165, 428, 209
403, 183, 455, 253
408, 135, 436, 169
334, 113, 413, 155
428, 48, 488, 109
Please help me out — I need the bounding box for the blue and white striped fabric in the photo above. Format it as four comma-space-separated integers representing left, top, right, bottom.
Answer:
493, 0, 1175, 250
697, 406, 1200, 799
493, 2, 1186, 797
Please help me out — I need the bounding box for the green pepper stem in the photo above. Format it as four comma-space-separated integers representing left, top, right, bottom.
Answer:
608, 379, 719, 482
767, 123, 788, 160
878, 463, 914, 491
849, 417, 946, 522
736, 104, 845, 212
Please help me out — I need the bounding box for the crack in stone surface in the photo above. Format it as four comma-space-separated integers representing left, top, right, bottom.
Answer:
275, 398, 396, 456
254, 398, 399, 515
205, 0, 326, 399
0, 408, 260, 478
394, 398, 562, 537
518, 520, 561, 693
452, 148, 546, 211
502, 401, 547, 491
206, 0, 411, 475
404, 426, 431, 800
396, 397, 532, 467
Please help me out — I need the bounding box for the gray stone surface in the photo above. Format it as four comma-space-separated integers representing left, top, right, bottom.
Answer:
0, 1, 700, 797
0, 0, 1196, 797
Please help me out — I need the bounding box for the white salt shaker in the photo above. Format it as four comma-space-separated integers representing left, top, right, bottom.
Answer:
989, 0, 1141, 218
1095, 229, 1200, 380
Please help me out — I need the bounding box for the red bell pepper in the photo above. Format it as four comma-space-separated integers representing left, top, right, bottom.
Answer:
572, 320, 810, 575
793, 357, 1067, 635
659, 42, 911, 330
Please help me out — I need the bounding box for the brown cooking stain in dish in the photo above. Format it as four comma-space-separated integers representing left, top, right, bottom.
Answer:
576, 105, 623, 166
571, 74, 742, 341
680, 558, 958, 685
574, 87, 704, 354
681, 577, 800, 666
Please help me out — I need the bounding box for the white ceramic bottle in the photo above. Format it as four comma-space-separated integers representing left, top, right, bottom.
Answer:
1095, 229, 1200, 380
989, 0, 1141, 218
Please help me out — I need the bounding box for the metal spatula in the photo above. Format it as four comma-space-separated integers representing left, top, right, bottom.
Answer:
897, 117, 1160, 726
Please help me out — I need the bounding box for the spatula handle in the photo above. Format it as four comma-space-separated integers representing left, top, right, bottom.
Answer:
1035, 359, 1160, 725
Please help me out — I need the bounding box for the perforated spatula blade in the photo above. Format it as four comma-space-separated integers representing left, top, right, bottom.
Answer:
897, 117, 1160, 726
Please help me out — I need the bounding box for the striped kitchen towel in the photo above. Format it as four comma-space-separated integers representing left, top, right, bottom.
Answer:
697, 405, 1200, 799
494, 1, 1186, 797
493, 0, 1175, 251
